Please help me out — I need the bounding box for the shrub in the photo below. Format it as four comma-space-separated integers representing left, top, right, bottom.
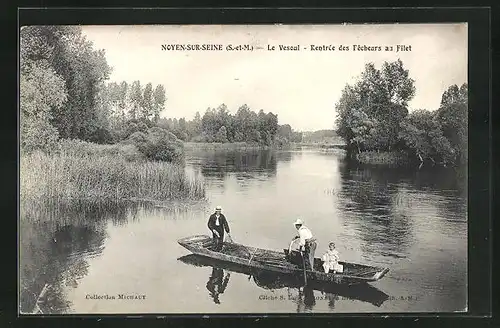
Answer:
137, 122, 149, 133
20, 116, 60, 153
273, 135, 290, 149
124, 127, 184, 163
123, 122, 140, 139
87, 127, 114, 144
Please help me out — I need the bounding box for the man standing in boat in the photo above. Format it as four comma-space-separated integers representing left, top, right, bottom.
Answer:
293, 219, 317, 271
207, 206, 231, 251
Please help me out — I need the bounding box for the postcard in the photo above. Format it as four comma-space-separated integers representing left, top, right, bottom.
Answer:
19, 22, 468, 314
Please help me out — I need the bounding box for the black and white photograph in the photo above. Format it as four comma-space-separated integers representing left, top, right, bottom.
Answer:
19, 23, 469, 314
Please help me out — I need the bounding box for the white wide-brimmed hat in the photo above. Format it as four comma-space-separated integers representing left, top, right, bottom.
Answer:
293, 219, 303, 225
215, 206, 222, 211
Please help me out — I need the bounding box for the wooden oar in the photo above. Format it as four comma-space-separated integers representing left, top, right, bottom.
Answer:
288, 239, 296, 254
300, 250, 308, 286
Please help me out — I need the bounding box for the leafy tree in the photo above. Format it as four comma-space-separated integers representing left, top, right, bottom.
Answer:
278, 124, 293, 141
399, 109, 455, 166
129, 81, 142, 120
435, 83, 468, 164
201, 108, 218, 140
235, 104, 252, 140
335, 85, 360, 148
335, 60, 415, 152
118, 81, 129, 118
141, 82, 153, 120
399, 110, 435, 162
152, 85, 166, 123
265, 112, 279, 143
381, 59, 416, 107
21, 26, 111, 142
215, 126, 229, 143
53, 29, 111, 140
20, 62, 68, 152
187, 111, 202, 139
348, 108, 376, 153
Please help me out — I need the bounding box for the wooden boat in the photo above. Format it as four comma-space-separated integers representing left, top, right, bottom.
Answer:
178, 254, 390, 307
178, 235, 390, 285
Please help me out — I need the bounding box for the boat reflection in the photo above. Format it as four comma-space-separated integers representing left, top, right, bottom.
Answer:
178, 254, 389, 309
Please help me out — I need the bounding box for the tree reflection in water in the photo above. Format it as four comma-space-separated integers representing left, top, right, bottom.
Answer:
20, 201, 130, 314
190, 149, 299, 178
337, 160, 467, 260
337, 162, 414, 258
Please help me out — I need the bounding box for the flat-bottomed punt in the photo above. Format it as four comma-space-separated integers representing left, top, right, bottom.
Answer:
178, 235, 389, 284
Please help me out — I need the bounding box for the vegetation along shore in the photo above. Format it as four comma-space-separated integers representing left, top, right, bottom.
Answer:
19, 26, 206, 204
335, 59, 467, 167
20, 26, 466, 209
20, 26, 301, 205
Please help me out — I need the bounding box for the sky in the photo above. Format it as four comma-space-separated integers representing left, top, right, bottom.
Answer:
81, 24, 467, 132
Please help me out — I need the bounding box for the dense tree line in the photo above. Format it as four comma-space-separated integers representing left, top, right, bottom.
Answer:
155, 104, 302, 146
100, 81, 166, 124
335, 59, 467, 167
98, 81, 167, 143
20, 25, 302, 161
301, 130, 343, 144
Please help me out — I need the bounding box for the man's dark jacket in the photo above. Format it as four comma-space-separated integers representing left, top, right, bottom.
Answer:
207, 213, 230, 234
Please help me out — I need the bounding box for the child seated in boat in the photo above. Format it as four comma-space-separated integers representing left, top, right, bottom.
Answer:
322, 242, 343, 273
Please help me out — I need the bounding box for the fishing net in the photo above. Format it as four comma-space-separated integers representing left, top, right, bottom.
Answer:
219, 242, 297, 269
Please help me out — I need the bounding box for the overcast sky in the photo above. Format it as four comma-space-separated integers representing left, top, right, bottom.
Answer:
81, 24, 467, 131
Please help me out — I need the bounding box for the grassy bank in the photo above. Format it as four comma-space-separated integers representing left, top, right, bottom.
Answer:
356, 151, 410, 165
20, 140, 205, 203
183, 141, 348, 152
292, 142, 347, 149
184, 141, 273, 150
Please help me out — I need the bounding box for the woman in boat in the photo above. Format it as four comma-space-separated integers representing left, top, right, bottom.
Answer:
293, 219, 317, 271
207, 206, 231, 251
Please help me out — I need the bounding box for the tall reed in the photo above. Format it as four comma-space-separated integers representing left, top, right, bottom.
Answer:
20, 142, 205, 203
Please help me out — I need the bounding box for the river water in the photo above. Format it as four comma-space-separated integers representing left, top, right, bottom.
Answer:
20, 148, 467, 314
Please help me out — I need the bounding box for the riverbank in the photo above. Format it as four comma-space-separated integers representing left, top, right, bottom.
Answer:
184, 141, 273, 150
20, 140, 205, 204
355, 150, 410, 165
184, 141, 347, 151
292, 142, 347, 150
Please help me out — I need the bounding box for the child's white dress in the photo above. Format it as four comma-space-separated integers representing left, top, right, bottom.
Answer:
322, 249, 343, 273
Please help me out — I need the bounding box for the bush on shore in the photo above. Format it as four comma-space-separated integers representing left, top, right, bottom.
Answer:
356, 150, 410, 165
123, 127, 184, 164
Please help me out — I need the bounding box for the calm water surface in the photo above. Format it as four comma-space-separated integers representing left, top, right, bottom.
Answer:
20, 149, 467, 314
